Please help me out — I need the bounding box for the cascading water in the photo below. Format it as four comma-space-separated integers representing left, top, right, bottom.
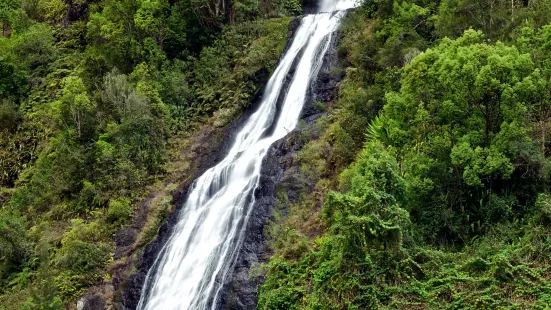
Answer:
137, 1, 356, 309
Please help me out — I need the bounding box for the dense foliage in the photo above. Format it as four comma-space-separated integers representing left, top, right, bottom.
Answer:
4, 0, 551, 308
0, 0, 295, 307
259, 0, 551, 309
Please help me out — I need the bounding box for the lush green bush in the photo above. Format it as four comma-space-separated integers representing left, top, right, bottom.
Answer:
52, 219, 112, 298
381, 29, 547, 240
107, 197, 132, 224
0, 209, 29, 288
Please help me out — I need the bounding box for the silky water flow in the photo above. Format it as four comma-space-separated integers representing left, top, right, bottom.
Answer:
137, 1, 356, 308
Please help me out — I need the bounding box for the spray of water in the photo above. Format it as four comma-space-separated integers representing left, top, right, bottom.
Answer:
137, 1, 356, 309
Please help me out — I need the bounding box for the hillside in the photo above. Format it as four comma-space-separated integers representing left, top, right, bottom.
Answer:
2, 0, 551, 309
259, 1, 551, 309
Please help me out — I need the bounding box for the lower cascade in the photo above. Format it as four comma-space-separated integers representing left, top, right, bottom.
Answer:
137, 1, 355, 309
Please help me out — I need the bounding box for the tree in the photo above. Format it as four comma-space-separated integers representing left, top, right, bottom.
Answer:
37, 0, 67, 24
86, 0, 139, 71
324, 141, 409, 257
0, 0, 18, 35
100, 70, 149, 123
12, 23, 56, 69
0, 209, 29, 286
52, 76, 96, 139
134, 0, 170, 49
189, 0, 230, 26
517, 25, 551, 155
0, 58, 27, 101
381, 29, 546, 239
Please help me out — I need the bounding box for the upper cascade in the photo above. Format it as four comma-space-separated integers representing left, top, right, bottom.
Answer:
317, 0, 357, 13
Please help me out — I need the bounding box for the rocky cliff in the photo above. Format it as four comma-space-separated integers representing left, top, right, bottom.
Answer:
119, 13, 345, 310
214, 28, 344, 309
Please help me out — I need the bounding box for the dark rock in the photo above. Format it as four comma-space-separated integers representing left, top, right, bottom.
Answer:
125, 271, 146, 310
289, 16, 302, 34
303, 0, 319, 14
300, 29, 344, 119
214, 130, 307, 310
113, 228, 137, 260
77, 294, 106, 310
115, 227, 137, 247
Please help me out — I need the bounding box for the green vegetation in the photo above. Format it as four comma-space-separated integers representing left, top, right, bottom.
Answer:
4, 0, 551, 308
259, 0, 551, 309
0, 0, 294, 307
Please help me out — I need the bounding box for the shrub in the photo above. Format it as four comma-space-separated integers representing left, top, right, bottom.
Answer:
107, 197, 132, 224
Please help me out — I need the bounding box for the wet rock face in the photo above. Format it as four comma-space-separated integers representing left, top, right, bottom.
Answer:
122, 17, 344, 310
123, 221, 171, 309
214, 30, 344, 310
122, 138, 246, 307
123, 117, 244, 309
114, 228, 137, 260
214, 130, 307, 310
301, 30, 344, 120
77, 294, 107, 310
303, 0, 319, 14
122, 18, 304, 310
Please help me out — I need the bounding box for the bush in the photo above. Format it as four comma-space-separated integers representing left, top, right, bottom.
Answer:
53, 219, 112, 299
107, 197, 132, 224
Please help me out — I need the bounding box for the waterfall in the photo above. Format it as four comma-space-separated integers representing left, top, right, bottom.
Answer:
137, 1, 356, 309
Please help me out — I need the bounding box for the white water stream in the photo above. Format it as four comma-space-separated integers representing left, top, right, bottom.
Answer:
137, 1, 356, 309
